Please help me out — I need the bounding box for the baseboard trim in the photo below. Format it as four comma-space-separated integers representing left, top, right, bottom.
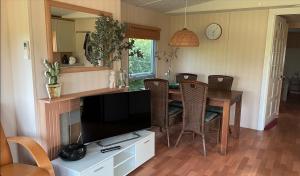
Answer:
264, 118, 277, 131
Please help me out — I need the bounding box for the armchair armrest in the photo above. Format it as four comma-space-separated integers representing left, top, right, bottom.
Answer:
7, 136, 55, 176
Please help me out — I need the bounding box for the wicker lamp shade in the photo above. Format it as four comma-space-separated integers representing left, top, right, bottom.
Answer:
169, 28, 199, 47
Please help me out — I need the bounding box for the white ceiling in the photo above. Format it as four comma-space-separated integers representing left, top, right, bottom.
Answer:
122, 0, 212, 13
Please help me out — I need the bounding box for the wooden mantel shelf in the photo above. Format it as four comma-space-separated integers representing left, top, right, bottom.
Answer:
38, 87, 127, 159
40, 87, 127, 103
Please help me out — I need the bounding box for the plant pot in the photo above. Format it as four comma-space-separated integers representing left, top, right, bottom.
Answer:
46, 83, 62, 99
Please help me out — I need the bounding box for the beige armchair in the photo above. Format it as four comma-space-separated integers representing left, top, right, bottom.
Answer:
0, 124, 55, 176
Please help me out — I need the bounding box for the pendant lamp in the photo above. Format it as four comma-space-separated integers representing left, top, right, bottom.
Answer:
169, 0, 199, 47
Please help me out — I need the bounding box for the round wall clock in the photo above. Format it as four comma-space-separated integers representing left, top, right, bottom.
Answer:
205, 23, 222, 40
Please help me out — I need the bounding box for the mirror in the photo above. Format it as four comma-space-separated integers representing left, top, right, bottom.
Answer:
51, 7, 97, 67
45, 1, 112, 73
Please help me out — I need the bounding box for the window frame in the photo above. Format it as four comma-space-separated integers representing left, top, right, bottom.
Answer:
128, 39, 157, 80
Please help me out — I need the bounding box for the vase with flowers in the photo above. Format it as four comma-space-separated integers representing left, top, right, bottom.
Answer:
155, 47, 179, 82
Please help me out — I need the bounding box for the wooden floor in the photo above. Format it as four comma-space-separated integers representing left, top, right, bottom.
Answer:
130, 98, 300, 176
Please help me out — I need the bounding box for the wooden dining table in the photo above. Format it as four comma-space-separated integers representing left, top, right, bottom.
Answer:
169, 89, 243, 155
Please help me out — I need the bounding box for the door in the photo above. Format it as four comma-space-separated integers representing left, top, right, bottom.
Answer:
56, 19, 75, 52
265, 16, 288, 125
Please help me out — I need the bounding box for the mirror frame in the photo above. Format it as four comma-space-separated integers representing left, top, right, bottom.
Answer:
44, 0, 113, 73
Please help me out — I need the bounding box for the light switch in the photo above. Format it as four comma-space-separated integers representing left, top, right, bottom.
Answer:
23, 41, 30, 60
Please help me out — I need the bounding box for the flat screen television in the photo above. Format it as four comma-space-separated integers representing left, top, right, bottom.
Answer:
80, 90, 151, 144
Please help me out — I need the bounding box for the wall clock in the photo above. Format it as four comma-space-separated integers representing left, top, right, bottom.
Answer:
205, 23, 222, 40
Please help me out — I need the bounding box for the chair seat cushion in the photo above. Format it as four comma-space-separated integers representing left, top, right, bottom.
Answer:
0, 164, 49, 176
207, 106, 223, 113
169, 83, 179, 89
168, 105, 182, 116
205, 111, 219, 122
169, 100, 183, 108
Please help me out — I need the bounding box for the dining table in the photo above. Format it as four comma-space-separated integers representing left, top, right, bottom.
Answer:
169, 88, 243, 155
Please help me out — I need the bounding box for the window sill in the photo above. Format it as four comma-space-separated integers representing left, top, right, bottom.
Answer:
129, 73, 155, 80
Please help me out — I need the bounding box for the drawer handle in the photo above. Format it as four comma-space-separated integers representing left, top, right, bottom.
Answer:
144, 140, 150, 144
94, 166, 104, 172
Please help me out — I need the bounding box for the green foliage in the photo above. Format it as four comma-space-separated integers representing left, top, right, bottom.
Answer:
89, 16, 143, 66
128, 39, 153, 75
43, 59, 60, 85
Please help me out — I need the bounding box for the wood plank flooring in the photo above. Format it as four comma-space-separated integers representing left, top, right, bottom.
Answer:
130, 99, 300, 176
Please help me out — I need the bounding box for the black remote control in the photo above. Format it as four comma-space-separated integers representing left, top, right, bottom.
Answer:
101, 146, 121, 153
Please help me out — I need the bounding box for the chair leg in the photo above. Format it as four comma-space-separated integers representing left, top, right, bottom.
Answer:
175, 131, 184, 147
202, 134, 207, 157
192, 132, 196, 141
166, 128, 170, 147
216, 129, 220, 145
217, 119, 221, 144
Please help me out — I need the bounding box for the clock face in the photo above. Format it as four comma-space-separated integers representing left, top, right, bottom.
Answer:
206, 23, 222, 40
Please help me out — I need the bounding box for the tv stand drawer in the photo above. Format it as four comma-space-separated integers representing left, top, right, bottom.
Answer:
82, 158, 113, 176
135, 133, 155, 167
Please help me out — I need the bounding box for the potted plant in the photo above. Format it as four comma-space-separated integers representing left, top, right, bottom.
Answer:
43, 59, 61, 99
87, 16, 143, 67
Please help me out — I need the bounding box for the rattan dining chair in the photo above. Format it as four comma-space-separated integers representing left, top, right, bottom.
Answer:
176, 73, 198, 83
207, 75, 233, 114
207, 75, 234, 135
208, 75, 233, 91
175, 81, 220, 156
144, 78, 182, 147
208, 75, 234, 113
171, 73, 198, 108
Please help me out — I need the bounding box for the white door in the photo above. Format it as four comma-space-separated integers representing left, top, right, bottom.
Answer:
265, 16, 288, 125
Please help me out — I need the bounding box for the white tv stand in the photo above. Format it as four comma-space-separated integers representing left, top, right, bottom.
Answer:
52, 130, 155, 176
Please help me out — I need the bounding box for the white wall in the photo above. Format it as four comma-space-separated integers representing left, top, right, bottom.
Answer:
0, 0, 18, 161
169, 10, 268, 130
284, 48, 300, 78
6, 0, 37, 138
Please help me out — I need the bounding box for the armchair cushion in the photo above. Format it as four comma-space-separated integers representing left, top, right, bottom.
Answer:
168, 105, 182, 116
169, 100, 183, 108
207, 106, 223, 114
205, 111, 219, 122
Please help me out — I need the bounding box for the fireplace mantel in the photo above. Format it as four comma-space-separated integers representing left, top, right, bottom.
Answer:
38, 87, 126, 159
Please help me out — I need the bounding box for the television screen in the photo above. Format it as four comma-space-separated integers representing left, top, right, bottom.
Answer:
80, 90, 151, 144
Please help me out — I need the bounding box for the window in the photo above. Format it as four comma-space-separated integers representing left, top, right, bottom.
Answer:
128, 38, 156, 90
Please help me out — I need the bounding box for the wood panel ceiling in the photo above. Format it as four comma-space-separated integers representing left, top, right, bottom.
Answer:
122, 0, 212, 13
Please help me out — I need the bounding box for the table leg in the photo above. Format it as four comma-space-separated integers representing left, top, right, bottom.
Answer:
234, 96, 242, 138
220, 101, 230, 155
